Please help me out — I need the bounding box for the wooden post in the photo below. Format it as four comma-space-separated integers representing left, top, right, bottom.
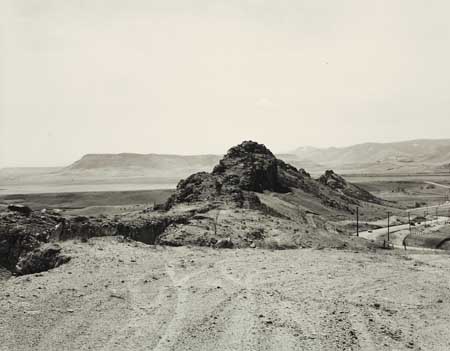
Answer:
356, 207, 359, 237
408, 212, 411, 235
387, 212, 390, 243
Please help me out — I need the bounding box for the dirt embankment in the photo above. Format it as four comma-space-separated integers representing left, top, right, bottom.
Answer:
0, 206, 190, 275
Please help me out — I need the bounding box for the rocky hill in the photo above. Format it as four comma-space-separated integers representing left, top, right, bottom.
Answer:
164, 141, 382, 212
155, 141, 385, 248
318, 170, 381, 204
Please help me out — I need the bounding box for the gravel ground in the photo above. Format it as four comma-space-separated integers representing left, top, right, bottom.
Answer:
1, 237, 450, 351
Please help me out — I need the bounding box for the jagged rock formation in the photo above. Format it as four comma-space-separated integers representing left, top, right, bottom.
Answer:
0, 210, 68, 275
15, 244, 70, 276
163, 141, 381, 213
7, 204, 32, 216
318, 170, 380, 204
212, 141, 293, 192
164, 141, 311, 209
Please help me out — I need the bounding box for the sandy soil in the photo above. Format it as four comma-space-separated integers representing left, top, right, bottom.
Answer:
1, 238, 450, 351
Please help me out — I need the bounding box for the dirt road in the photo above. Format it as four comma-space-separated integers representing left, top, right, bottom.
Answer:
358, 217, 447, 240
1, 237, 450, 350
357, 217, 450, 251
424, 181, 450, 190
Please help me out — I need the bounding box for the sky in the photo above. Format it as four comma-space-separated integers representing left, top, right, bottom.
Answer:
1, 0, 450, 167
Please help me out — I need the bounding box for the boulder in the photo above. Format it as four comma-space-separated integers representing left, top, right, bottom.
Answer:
214, 238, 234, 249
7, 205, 32, 216
15, 243, 70, 275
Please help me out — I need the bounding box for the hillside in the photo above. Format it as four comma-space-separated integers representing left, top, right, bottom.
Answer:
155, 141, 387, 247
292, 139, 450, 174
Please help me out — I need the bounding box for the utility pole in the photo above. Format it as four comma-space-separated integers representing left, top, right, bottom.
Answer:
356, 207, 359, 237
387, 211, 390, 243
408, 212, 411, 235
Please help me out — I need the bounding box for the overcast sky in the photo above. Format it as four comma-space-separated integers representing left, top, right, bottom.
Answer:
1, 0, 450, 167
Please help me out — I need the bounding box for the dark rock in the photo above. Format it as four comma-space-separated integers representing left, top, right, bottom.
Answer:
212, 141, 289, 193
214, 238, 234, 249
163, 141, 380, 215
15, 243, 70, 275
0, 209, 117, 274
119, 214, 190, 244
72, 216, 89, 223
318, 170, 380, 203
8, 205, 32, 216
164, 141, 313, 210
246, 228, 265, 241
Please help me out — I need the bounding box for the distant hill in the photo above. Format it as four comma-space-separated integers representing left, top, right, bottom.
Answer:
65, 153, 221, 178
64, 153, 327, 177
292, 139, 450, 174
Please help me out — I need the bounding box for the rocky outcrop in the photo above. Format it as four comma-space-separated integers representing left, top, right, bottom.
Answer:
164, 141, 317, 210
0, 209, 62, 273
116, 214, 191, 244
7, 204, 32, 216
15, 244, 70, 275
0, 208, 119, 275
212, 142, 290, 193
163, 141, 381, 213
318, 170, 380, 203
0, 206, 198, 274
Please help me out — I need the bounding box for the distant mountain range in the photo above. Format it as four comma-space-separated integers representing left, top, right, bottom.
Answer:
64, 139, 450, 176
1, 139, 449, 194
292, 139, 450, 165
291, 139, 450, 174
65, 153, 222, 178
